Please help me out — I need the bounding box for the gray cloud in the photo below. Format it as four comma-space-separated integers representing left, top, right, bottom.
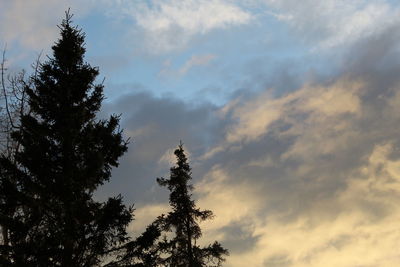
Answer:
263, 253, 292, 267
5, 1, 400, 266
97, 91, 224, 204
94, 13, 400, 267
219, 221, 261, 254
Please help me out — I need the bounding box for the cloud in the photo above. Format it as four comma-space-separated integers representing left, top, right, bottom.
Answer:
196, 166, 263, 231
128, 203, 169, 237
192, 72, 400, 265
178, 54, 216, 75
159, 53, 217, 78
189, 25, 400, 265
96, 11, 400, 267
223, 142, 400, 267
97, 91, 224, 203
106, 72, 400, 265
0, 0, 95, 50
264, 0, 400, 49
7, 1, 400, 265
121, 0, 252, 53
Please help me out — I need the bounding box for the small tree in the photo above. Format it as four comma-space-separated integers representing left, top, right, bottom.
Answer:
0, 12, 132, 266
156, 142, 228, 267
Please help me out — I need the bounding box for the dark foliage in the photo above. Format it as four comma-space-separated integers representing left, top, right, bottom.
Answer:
115, 143, 228, 267
109, 222, 163, 267
155, 143, 228, 267
0, 12, 132, 266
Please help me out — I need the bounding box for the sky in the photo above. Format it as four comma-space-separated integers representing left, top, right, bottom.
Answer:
2, 0, 400, 266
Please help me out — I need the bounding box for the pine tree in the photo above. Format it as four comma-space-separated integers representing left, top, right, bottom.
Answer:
156, 142, 228, 267
0, 12, 132, 266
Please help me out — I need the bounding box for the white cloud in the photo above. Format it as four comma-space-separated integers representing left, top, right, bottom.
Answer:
160, 53, 217, 77
264, 0, 400, 49
223, 78, 362, 145
0, 0, 95, 50
122, 0, 252, 53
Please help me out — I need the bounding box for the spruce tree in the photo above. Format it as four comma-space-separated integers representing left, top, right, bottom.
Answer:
156, 142, 228, 267
0, 12, 132, 266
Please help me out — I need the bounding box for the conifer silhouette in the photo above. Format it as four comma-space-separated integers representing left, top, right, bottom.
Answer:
0, 11, 132, 266
156, 142, 228, 267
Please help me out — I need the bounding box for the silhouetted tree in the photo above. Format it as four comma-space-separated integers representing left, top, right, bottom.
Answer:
114, 143, 228, 267
0, 12, 132, 266
109, 222, 163, 267
0, 48, 38, 251
156, 142, 228, 267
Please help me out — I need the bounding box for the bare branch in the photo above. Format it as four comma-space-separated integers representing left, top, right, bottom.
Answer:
1, 46, 15, 129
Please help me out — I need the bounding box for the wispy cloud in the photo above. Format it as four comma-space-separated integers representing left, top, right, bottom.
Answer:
178, 54, 216, 75
160, 54, 217, 78
122, 0, 252, 53
0, 0, 95, 50
264, 0, 400, 49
